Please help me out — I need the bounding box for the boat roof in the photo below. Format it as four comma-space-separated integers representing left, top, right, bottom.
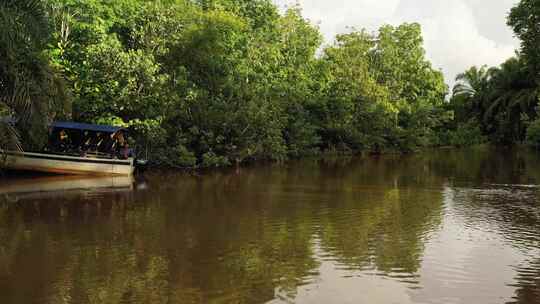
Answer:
51, 121, 126, 133
0, 116, 16, 125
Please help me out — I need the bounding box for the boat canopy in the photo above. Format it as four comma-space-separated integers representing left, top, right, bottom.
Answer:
0, 116, 16, 125
51, 121, 126, 134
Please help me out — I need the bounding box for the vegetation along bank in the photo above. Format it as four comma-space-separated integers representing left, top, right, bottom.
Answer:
2, 0, 540, 168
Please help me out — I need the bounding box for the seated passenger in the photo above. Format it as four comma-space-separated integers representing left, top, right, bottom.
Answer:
87, 132, 104, 153
57, 129, 71, 153
79, 131, 91, 156
110, 131, 123, 158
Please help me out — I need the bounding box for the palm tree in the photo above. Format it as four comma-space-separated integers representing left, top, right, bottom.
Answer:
451, 65, 495, 125
453, 66, 491, 98
452, 58, 539, 144
0, 0, 69, 152
484, 57, 538, 143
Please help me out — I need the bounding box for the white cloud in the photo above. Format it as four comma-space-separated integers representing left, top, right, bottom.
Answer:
273, 0, 520, 89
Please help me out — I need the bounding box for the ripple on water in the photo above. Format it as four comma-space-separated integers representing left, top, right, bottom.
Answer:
2, 150, 540, 304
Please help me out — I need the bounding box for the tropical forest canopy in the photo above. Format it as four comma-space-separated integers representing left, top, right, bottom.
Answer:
1, 0, 539, 167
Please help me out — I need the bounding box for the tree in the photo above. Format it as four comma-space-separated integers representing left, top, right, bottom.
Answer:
451, 65, 494, 126
0, 0, 69, 151
42, 0, 452, 166
369, 23, 448, 150
317, 31, 395, 152
484, 58, 537, 143
508, 0, 540, 81
371, 23, 447, 106
451, 57, 538, 145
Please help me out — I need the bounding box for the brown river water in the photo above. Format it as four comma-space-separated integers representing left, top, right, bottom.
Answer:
0, 147, 539, 304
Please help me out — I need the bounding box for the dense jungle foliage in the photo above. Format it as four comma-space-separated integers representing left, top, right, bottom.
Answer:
448, 0, 540, 147
1, 0, 540, 168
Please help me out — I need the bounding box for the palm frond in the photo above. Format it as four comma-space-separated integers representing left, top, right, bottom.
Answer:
0, 121, 21, 152
0, 0, 70, 149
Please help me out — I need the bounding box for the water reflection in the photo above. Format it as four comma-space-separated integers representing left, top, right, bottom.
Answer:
0, 147, 539, 303
0, 175, 136, 201
442, 183, 540, 304
510, 259, 540, 304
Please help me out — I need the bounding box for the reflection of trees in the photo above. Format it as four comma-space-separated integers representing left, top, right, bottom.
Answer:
508, 259, 540, 304
450, 185, 540, 242
0, 154, 448, 303
313, 159, 444, 275
510, 243, 540, 304
155, 171, 321, 303
426, 146, 540, 186
0, 174, 321, 304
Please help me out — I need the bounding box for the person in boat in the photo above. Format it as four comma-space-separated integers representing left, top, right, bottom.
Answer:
57, 129, 71, 153
79, 131, 92, 156
111, 131, 132, 159
86, 132, 104, 154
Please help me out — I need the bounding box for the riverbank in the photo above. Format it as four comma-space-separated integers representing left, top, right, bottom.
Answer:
143, 143, 502, 171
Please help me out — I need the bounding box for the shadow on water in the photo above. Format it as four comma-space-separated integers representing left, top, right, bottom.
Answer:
0, 146, 539, 303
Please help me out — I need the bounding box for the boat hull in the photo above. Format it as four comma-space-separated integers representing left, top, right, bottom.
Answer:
1, 151, 134, 176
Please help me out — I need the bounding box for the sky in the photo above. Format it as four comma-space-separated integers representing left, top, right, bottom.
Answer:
273, 0, 521, 89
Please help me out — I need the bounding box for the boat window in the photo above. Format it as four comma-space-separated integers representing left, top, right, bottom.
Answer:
44, 123, 130, 159
47, 129, 113, 157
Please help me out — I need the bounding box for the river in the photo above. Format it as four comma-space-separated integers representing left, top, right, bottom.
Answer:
0, 147, 539, 303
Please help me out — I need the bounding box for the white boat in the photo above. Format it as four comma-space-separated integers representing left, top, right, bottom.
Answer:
0, 120, 142, 176
1, 150, 135, 175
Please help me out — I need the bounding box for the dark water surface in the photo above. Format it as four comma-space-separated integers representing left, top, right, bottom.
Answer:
1, 147, 540, 304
